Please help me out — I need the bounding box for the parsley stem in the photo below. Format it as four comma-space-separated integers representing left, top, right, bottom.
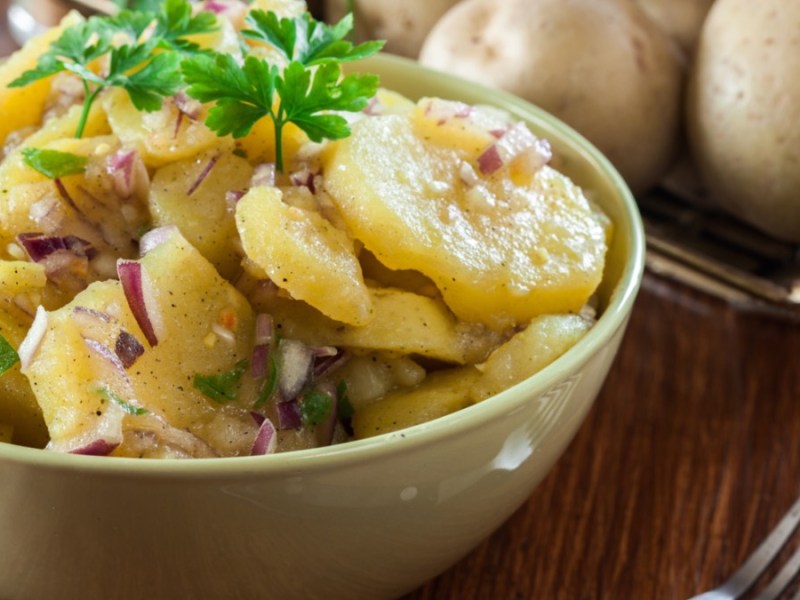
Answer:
76, 83, 103, 139
273, 104, 287, 173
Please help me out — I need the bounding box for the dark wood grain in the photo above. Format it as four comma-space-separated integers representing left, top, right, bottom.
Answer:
409, 274, 800, 599
3, 4, 800, 597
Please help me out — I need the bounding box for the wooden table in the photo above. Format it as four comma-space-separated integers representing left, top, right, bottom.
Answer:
3, 5, 800, 598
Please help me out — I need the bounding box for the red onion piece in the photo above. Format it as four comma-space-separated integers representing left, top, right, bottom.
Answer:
203, 0, 230, 14
173, 90, 202, 121
139, 225, 178, 256
107, 148, 149, 200
17, 233, 95, 262
477, 122, 552, 176
276, 400, 302, 430
187, 154, 220, 196
54, 177, 79, 212
17, 305, 47, 369
421, 98, 473, 125
117, 260, 160, 347
312, 346, 349, 378
70, 439, 120, 456
250, 417, 277, 455
251, 163, 276, 188
277, 338, 313, 400
289, 167, 316, 193
115, 330, 145, 369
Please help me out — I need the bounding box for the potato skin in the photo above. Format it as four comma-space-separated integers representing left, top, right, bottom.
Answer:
419, 0, 684, 195
686, 0, 800, 241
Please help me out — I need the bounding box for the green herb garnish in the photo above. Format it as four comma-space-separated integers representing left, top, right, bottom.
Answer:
97, 386, 148, 416
336, 380, 354, 421
21, 148, 88, 179
193, 359, 249, 404
300, 389, 333, 427
0, 335, 19, 377
7, 3, 199, 139
242, 11, 382, 66
254, 352, 279, 408
182, 11, 382, 172
153, 0, 219, 55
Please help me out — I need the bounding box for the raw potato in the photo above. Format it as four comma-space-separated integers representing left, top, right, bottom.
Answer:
324, 0, 461, 58
634, 0, 714, 55
419, 0, 684, 194
686, 0, 800, 241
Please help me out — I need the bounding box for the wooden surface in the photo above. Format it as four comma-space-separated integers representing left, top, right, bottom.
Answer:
3, 5, 800, 599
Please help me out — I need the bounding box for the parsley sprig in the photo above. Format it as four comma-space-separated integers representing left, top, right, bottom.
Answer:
183, 11, 383, 172
21, 148, 88, 179
8, 0, 216, 139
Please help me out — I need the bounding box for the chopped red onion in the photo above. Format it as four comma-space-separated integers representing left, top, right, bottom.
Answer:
289, 167, 316, 193
54, 178, 79, 212
251, 163, 276, 188
277, 338, 313, 400
17, 233, 95, 262
276, 400, 302, 430
139, 225, 178, 256
69, 438, 120, 456
17, 305, 47, 369
203, 0, 230, 14
107, 148, 148, 200
115, 330, 145, 369
421, 97, 474, 125
250, 417, 277, 455
173, 90, 202, 121
84, 338, 130, 382
312, 346, 349, 378
477, 122, 552, 176
117, 260, 160, 347
72, 305, 112, 323
187, 154, 220, 196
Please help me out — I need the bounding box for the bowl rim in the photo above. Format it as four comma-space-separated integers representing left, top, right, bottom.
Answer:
0, 54, 645, 478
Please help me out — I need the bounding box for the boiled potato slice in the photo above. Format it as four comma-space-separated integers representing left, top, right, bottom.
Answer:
352, 366, 481, 439
470, 314, 593, 402
103, 88, 232, 168
150, 149, 253, 280
323, 109, 608, 330
0, 261, 48, 447
21, 231, 256, 456
236, 185, 372, 326
0, 11, 83, 148
250, 285, 501, 365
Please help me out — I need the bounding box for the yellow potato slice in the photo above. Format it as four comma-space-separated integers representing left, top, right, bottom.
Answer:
323, 108, 608, 330
352, 366, 481, 439
236, 185, 373, 326
0, 11, 84, 147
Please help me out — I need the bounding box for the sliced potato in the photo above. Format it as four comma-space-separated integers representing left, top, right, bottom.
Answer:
236, 185, 372, 326
0, 12, 84, 148
150, 149, 253, 280
470, 314, 592, 402
323, 108, 608, 330
352, 366, 481, 439
103, 88, 232, 168
248, 284, 502, 365
0, 260, 48, 447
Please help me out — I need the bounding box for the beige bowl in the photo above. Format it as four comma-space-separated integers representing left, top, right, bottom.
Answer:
0, 54, 644, 600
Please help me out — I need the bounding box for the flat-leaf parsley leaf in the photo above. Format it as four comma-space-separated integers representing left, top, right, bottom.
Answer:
21, 148, 88, 179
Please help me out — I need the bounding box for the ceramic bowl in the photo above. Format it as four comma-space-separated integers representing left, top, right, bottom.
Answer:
0, 54, 645, 600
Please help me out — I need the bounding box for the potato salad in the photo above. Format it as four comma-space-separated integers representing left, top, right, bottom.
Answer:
0, 0, 610, 458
